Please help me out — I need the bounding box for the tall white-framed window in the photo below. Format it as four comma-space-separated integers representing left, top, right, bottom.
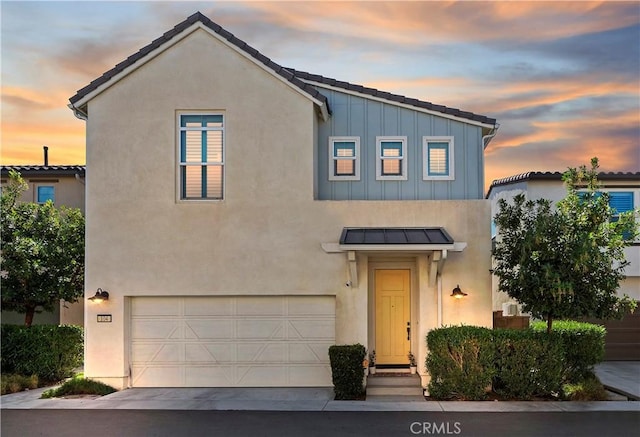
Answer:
376, 136, 407, 181
329, 137, 360, 181
178, 113, 224, 200
423, 136, 454, 181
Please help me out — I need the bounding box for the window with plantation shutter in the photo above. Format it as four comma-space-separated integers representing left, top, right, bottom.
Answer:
178, 114, 224, 200
423, 136, 454, 180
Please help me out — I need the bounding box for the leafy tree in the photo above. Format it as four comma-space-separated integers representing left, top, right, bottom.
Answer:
1, 170, 85, 326
492, 158, 638, 333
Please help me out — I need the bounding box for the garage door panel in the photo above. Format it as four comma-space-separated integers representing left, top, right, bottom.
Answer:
236, 297, 285, 315
183, 297, 234, 316
130, 296, 335, 387
132, 320, 179, 339
288, 320, 335, 339
237, 320, 285, 339
132, 297, 180, 316
185, 320, 234, 339
288, 296, 335, 315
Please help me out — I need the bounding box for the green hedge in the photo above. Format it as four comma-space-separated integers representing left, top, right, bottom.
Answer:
1, 325, 83, 382
426, 326, 495, 400
531, 320, 605, 381
425, 322, 606, 400
493, 329, 564, 399
328, 344, 366, 400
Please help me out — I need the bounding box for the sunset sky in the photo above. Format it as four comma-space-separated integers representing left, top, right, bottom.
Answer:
2, 1, 639, 190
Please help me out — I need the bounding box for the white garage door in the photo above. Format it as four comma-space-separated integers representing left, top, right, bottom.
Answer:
130, 296, 335, 387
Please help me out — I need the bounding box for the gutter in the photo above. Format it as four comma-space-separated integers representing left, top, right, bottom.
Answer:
68, 103, 88, 121
482, 123, 500, 149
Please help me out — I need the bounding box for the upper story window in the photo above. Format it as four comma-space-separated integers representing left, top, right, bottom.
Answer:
376, 136, 407, 181
36, 185, 55, 204
329, 137, 360, 181
178, 113, 224, 200
423, 137, 454, 180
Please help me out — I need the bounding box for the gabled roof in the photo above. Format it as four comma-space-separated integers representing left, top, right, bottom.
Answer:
486, 171, 640, 198
1, 165, 86, 178
69, 12, 497, 131
289, 69, 497, 127
68, 12, 330, 119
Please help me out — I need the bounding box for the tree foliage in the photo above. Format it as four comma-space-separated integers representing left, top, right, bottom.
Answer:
492, 158, 638, 332
1, 170, 85, 326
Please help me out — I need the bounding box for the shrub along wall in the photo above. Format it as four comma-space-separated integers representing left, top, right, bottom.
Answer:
328, 344, 366, 400
425, 322, 606, 400
426, 326, 495, 400
531, 320, 605, 381
1, 324, 83, 382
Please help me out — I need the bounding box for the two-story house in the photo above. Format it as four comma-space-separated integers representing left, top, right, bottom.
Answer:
69, 12, 498, 389
487, 171, 640, 360
0, 159, 85, 326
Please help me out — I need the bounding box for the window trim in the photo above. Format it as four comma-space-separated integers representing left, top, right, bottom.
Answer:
328, 136, 360, 181
176, 111, 225, 202
423, 136, 454, 181
376, 136, 408, 181
35, 185, 55, 204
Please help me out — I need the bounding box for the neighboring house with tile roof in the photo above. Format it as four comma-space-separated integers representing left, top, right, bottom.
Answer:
487, 171, 640, 360
69, 12, 499, 390
1, 162, 86, 326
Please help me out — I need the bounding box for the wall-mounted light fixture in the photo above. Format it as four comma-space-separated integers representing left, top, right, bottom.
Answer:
450, 285, 467, 299
88, 288, 109, 303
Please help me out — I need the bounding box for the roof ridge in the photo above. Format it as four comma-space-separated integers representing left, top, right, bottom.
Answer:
69, 12, 330, 114
286, 68, 496, 126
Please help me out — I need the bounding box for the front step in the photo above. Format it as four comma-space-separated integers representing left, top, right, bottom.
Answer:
366, 374, 424, 398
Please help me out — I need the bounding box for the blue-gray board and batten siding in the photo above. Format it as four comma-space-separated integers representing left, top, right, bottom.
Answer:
315, 86, 486, 201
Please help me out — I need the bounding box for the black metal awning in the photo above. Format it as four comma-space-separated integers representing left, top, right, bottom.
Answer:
339, 227, 453, 246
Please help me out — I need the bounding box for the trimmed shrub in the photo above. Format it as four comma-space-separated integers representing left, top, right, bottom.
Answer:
1, 324, 83, 382
531, 320, 605, 381
328, 344, 366, 400
493, 329, 564, 399
1, 374, 38, 395
426, 326, 495, 400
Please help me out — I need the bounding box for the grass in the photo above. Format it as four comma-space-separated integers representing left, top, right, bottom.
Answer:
1, 374, 38, 395
41, 376, 117, 399
562, 373, 609, 401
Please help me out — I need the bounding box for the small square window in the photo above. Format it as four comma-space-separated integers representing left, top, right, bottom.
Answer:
423, 137, 454, 180
37, 186, 55, 203
376, 137, 407, 181
329, 137, 360, 181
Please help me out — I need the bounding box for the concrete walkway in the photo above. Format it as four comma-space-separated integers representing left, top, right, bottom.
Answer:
594, 361, 640, 400
2, 362, 638, 412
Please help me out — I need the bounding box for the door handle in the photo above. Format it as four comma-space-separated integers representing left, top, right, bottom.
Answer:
407, 322, 411, 340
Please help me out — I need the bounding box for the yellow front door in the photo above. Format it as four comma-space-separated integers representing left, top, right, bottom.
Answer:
375, 269, 410, 365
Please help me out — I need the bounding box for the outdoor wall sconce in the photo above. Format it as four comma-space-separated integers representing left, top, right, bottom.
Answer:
88, 288, 109, 303
451, 285, 468, 299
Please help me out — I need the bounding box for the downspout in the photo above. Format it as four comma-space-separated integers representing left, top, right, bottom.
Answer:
75, 173, 85, 185
68, 103, 88, 121
437, 275, 443, 328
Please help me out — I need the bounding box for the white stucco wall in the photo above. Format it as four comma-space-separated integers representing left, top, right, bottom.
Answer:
82, 28, 492, 388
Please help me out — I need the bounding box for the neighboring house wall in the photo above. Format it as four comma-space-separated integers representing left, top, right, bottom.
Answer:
315, 87, 485, 200
71, 15, 496, 389
488, 173, 640, 310
1, 166, 85, 326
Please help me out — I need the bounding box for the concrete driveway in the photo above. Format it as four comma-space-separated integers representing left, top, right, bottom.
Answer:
594, 361, 640, 400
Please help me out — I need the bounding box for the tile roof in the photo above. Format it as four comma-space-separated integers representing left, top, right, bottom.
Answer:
68, 12, 330, 114
340, 227, 454, 245
287, 69, 497, 126
69, 12, 497, 127
486, 171, 640, 197
1, 165, 86, 177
